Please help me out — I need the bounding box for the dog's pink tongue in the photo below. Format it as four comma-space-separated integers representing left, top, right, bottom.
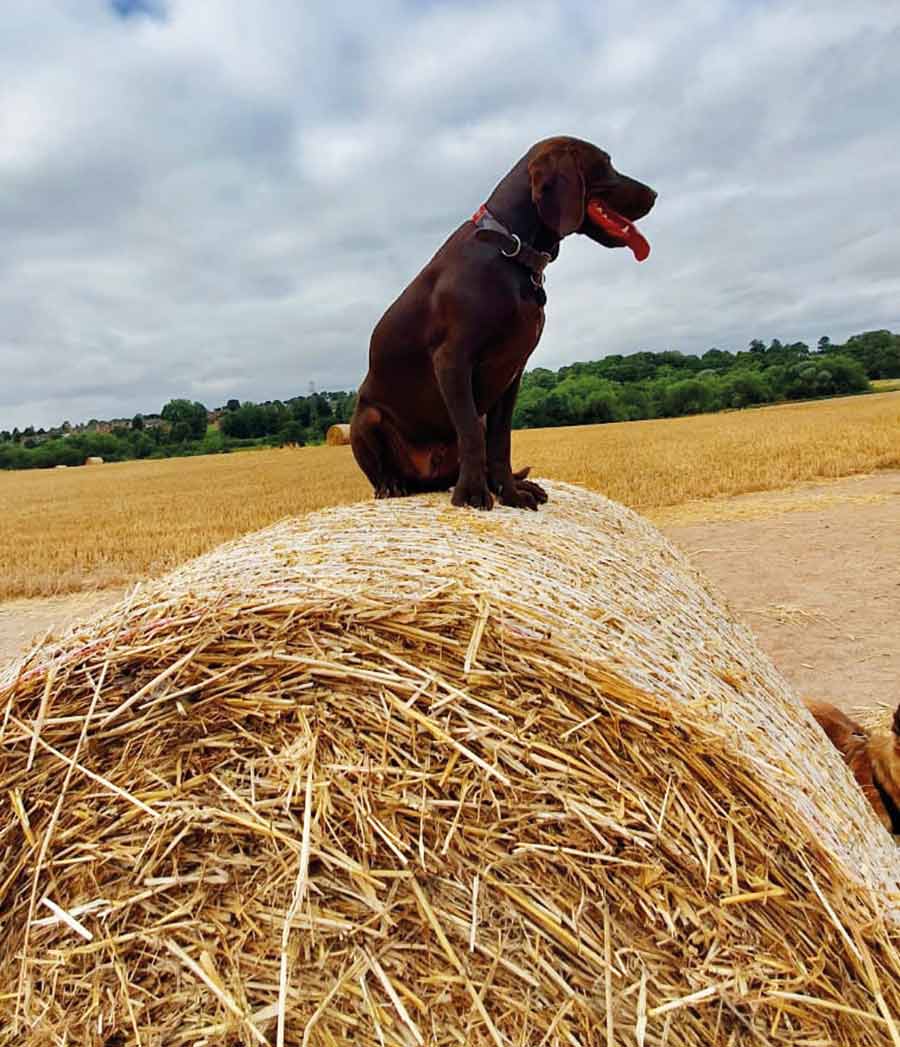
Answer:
587, 200, 650, 262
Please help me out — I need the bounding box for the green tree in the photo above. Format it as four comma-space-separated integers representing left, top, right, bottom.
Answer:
783, 355, 867, 399
290, 398, 312, 426
0, 442, 28, 468
161, 399, 208, 441
841, 330, 900, 378
701, 348, 732, 370
279, 420, 307, 446
661, 378, 718, 416
718, 371, 771, 409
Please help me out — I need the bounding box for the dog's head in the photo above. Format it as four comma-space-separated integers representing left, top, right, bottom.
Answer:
527, 136, 657, 259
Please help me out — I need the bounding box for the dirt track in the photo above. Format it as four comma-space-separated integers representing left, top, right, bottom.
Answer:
2, 471, 898, 715
659, 470, 899, 715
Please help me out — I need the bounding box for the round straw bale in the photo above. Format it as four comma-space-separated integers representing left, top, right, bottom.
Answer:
2, 482, 899, 1046
84, 455, 104, 465
325, 422, 351, 445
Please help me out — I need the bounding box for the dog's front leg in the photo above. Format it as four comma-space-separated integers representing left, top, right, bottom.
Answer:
433, 347, 493, 509
486, 373, 548, 510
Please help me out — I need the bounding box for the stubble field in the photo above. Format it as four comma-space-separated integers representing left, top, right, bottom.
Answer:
1, 390, 898, 601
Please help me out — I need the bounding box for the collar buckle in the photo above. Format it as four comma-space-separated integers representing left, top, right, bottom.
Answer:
471, 204, 553, 284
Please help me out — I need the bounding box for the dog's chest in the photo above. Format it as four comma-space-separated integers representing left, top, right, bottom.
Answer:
473, 305, 544, 411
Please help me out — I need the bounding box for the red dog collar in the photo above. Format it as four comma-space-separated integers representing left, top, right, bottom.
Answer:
470, 203, 552, 287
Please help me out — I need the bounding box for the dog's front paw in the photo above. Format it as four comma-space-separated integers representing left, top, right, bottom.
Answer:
500, 477, 548, 511
451, 475, 494, 510
374, 479, 409, 499
491, 466, 548, 510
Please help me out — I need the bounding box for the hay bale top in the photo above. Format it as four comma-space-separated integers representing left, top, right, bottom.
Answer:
3, 482, 899, 1046
325, 422, 351, 445
84, 455, 104, 465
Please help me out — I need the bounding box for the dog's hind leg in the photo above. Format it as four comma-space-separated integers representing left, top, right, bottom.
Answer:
351, 404, 400, 497
350, 404, 417, 498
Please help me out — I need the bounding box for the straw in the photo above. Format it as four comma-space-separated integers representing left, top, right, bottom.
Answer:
1, 480, 899, 1045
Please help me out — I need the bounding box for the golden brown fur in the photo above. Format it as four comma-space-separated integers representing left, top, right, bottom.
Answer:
804, 699, 900, 833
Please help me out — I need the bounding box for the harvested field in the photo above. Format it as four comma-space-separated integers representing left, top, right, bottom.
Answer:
0, 447, 369, 601
0, 390, 898, 601
1, 483, 899, 1045
510, 389, 900, 511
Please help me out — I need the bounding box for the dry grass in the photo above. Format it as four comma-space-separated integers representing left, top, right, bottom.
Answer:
3, 483, 900, 1045
1, 391, 898, 601
513, 389, 900, 510
0, 447, 370, 600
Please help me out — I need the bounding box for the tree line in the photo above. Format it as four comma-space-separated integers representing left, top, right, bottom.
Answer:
0, 390, 356, 470
1, 330, 897, 470
511, 330, 897, 429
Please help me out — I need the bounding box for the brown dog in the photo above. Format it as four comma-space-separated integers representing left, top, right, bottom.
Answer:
350, 136, 656, 509
805, 699, 900, 833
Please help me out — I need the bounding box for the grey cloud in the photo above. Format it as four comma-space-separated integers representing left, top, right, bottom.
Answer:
1, 0, 899, 429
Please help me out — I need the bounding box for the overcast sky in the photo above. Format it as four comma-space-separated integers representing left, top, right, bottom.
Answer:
2, 0, 899, 429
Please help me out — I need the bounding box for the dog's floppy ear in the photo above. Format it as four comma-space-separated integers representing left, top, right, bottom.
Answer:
528, 145, 585, 237
892, 703, 900, 738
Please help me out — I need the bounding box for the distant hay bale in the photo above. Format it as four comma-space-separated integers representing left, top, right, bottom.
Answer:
53, 464, 67, 469
2, 481, 899, 1046
84, 455, 104, 465
325, 422, 351, 445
